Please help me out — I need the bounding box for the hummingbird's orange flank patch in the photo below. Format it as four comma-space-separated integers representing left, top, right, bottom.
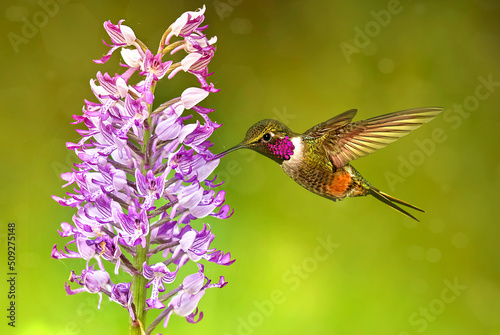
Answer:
326, 171, 353, 198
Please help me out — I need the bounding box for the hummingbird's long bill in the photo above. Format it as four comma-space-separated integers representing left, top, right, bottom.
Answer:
213, 143, 247, 160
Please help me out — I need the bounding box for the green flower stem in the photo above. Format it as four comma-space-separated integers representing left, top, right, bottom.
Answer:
129, 80, 157, 335
129, 236, 150, 335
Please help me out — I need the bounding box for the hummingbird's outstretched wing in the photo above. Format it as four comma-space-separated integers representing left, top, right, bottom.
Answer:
308, 107, 443, 169
304, 109, 358, 137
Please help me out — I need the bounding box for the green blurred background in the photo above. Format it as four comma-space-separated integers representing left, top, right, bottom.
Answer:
1, 0, 500, 334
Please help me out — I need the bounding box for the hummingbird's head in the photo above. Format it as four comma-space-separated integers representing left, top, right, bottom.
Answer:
218, 119, 296, 163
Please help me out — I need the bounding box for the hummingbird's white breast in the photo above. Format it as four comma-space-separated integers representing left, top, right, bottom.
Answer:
281, 136, 304, 169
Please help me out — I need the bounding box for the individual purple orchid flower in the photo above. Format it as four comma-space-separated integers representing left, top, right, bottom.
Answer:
53, 7, 234, 335
140, 50, 172, 104
116, 204, 150, 247
65, 266, 112, 309
143, 262, 178, 309
110, 282, 135, 320
182, 263, 206, 294
165, 5, 206, 44
95, 20, 138, 64
164, 291, 205, 326
135, 169, 167, 210
160, 266, 228, 329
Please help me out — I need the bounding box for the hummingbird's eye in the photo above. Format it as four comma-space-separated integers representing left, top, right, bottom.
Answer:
262, 133, 272, 142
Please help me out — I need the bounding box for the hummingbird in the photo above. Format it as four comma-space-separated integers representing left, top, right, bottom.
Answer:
217, 107, 443, 221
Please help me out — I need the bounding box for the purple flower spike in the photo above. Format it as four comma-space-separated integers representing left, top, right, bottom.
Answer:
52, 7, 234, 334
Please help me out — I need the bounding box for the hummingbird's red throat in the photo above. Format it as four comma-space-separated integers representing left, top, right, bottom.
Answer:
266, 136, 295, 160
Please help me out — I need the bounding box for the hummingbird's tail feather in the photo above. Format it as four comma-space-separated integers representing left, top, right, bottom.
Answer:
368, 188, 424, 222
376, 190, 425, 213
